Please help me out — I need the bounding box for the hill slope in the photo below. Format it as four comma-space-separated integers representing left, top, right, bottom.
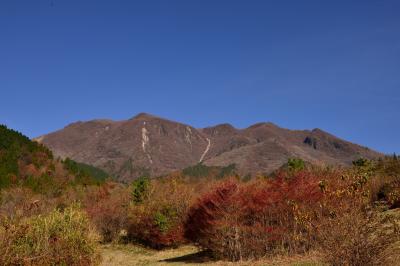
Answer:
36, 113, 381, 181
0, 125, 107, 192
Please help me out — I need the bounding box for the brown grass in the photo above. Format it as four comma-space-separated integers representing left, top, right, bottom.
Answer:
100, 244, 324, 266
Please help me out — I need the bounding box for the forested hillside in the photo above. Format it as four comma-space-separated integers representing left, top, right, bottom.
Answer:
0, 125, 108, 192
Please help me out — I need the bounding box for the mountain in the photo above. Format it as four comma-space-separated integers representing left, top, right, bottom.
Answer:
35, 113, 381, 182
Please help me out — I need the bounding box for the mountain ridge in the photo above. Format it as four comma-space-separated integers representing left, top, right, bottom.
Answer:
35, 113, 382, 182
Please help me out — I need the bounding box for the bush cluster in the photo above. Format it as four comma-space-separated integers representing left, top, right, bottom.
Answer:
85, 183, 130, 243
127, 177, 197, 248
185, 165, 400, 263
0, 204, 99, 266
184, 173, 325, 260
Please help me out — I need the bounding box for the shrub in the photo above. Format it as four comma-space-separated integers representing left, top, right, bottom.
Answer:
0, 187, 57, 220
85, 183, 130, 243
217, 164, 237, 179
352, 158, 372, 168
0, 204, 99, 265
368, 156, 400, 208
184, 180, 238, 250
287, 158, 305, 172
154, 211, 169, 232
127, 177, 196, 248
184, 167, 388, 261
184, 173, 325, 261
376, 180, 400, 209
317, 209, 400, 266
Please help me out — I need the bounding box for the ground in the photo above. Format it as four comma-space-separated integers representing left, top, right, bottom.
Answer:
99, 244, 323, 266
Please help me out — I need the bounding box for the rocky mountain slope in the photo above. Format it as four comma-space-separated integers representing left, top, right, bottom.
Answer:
35, 113, 381, 181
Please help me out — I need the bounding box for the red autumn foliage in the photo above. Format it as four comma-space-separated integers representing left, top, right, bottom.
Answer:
184, 173, 325, 260
184, 179, 238, 244
85, 183, 130, 242
127, 215, 185, 249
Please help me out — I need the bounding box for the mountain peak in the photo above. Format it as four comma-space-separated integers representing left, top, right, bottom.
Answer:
312, 128, 324, 133
247, 122, 278, 129
311, 128, 335, 138
202, 123, 237, 136
131, 112, 157, 120
206, 123, 236, 130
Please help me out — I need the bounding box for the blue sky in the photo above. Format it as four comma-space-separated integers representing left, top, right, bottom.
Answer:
0, 0, 399, 154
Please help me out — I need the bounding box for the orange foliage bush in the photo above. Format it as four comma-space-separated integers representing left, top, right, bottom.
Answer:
85, 182, 130, 243
127, 177, 203, 249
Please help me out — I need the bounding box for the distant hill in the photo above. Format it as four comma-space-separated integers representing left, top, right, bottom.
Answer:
35, 113, 382, 182
0, 125, 108, 192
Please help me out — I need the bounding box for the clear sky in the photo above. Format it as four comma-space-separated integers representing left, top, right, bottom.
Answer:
0, 0, 399, 154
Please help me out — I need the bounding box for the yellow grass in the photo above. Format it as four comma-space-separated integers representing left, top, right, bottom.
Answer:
100, 244, 324, 266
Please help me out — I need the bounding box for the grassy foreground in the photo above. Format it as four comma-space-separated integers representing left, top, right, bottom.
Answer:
99, 244, 324, 266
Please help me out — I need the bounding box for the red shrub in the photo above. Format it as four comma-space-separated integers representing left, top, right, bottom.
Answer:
127, 214, 185, 249
85, 183, 130, 242
184, 180, 238, 244
184, 173, 325, 260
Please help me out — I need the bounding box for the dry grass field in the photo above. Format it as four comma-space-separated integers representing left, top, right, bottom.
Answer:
99, 244, 324, 266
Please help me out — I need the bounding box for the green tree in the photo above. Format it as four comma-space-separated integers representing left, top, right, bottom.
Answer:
131, 176, 150, 204
287, 158, 305, 172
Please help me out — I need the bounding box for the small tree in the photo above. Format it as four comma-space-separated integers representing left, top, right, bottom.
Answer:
352, 158, 371, 167
287, 158, 305, 172
131, 176, 150, 204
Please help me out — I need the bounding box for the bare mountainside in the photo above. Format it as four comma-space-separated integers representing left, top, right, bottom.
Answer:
36, 113, 381, 182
